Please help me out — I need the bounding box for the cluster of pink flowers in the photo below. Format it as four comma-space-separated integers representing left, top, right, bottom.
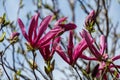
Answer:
18, 11, 120, 79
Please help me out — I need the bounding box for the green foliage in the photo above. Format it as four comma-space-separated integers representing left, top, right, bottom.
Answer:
0, 32, 6, 42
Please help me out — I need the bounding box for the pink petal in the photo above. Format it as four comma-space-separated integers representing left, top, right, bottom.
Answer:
91, 45, 102, 59
52, 37, 61, 48
33, 13, 40, 39
18, 18, 29, 41
80, 54, 97, 60
73, 39, 87, 62
50, 37, 61, 57
35, 15, 53, 43
28, 14, 36, 42
99, 62, 106, 70
100, 35, 106, 54
81, 29, 101, 59
38, 28, 61, 47
39, 48, 47, 61
59, 23, 77, 31
54, 17, 67, 26
67, 30, 74, 60
112, 55, 120, 61
39, 45, 50, 61
55, 45, 70, 64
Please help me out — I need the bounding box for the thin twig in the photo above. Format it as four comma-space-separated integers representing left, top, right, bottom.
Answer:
0, 43, 11, 80
32, 51, 38, 80
73, 66, 82, 80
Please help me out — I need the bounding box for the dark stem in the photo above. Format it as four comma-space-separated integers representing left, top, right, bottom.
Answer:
37, 68, 49, 80
0, 43, 11, 80
12, 44, 15, 70
73, 66, 82, 80
32, 51, 38, 80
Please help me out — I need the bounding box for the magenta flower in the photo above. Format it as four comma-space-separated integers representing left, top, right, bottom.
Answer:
37, 17, 76, 49
18, 13, 76, 50
81, 29, 120, 79
55, 30, 88, 65
18, 13, 53, 49
80, 29, 106, 60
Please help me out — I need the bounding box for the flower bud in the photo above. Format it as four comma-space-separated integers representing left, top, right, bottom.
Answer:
85, 10, 96, 32
10, 32, 20, 40
8, 32, 20, 43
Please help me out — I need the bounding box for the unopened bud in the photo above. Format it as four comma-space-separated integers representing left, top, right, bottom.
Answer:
10, 32, 20, 40
8, 32, 20, 43
85, 10, 96, 33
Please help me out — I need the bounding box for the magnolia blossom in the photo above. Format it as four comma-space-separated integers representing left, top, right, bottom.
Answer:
18, 13, 76, 50
55, 30, 88, 65
81, 29, 120, 79
80, 29, 106, 60
18, 13, 53, 49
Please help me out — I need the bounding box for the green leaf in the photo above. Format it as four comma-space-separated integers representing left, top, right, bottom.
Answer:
0, 32, 6, 42
3, 13, 6, 20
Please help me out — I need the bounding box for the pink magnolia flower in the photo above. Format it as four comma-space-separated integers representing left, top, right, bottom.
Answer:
81, 29, 120, 79
18, 13, 53, 49
80, 29, 106, 61
18, 13, 76, 50
55, 30, 88, 65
